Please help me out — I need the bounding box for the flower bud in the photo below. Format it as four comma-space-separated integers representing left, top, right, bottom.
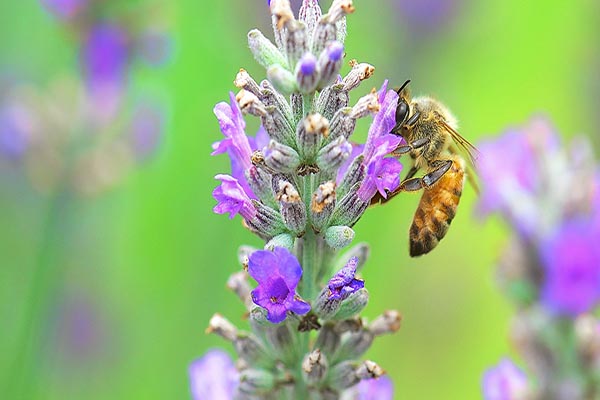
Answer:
265, 324, 299, 364
302, 349, 329, 385
295, 52, 320, 94
234, 68, 262, 97
276, 179, 307, 235
264, 140, 301, 173
326, 109, 356, 147
311, 181, 336, 231
259, 79, 294, 122
245, 165, 275, 207
297, 113, 329, 160
317, 136, 352, 173
238, 368, 276, 395
326, 0, 355, 24
244, 200, 286, 239
324, 225, 355, 249
337, 155, 365, 199
333, 328, 374, 361
265, 232, 295, 251
316, 84, 349, 120
342, 60, 375, 91
234, 332, 273, 368
330, 186, 369, 227
317, 41, 344, 89
286, 20, 308, 68
248, 29, 288, 69
315, 323, 341, 356
351, 90, 380, 119
327, 359, 382, 391
333, 288, 368, 320
311, 19, 337, 56
369, 310, 402, 336
299, 0, 322, 41
267, 64, 297, 95
236, 89, 267, 117
206, 313, 238, 342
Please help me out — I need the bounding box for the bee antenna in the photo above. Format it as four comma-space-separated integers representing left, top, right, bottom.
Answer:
396, 80, 411, 94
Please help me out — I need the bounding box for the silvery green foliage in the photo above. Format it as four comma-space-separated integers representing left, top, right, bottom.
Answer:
197, 1, 402, 398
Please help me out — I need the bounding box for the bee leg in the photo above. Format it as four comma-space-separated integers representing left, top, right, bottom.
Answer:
405, 111, 421, 129
399, 159, 453, 191
391, 137, 429, 156
404, 166, 419, 180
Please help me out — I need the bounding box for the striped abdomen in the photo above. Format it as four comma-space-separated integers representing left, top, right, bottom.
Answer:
409, 157, 465, 257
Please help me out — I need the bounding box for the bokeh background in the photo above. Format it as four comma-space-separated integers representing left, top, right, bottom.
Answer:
1, 0, 598, 399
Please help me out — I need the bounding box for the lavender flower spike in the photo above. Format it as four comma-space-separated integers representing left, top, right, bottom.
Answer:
248, 247, 310, 323
212, 174, 257, 220
189, 349, 239, 400
328, 256, 364, 300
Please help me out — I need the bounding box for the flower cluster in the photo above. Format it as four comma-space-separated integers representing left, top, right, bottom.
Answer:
0, 1, 171, 196
478, 116, 600, 399
192, 1, 404, 398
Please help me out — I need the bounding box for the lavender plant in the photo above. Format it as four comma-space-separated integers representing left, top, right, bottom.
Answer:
191, 1, 405, 398
478, 117, 600, 399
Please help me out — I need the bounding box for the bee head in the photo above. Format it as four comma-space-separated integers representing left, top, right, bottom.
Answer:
394, 80, 411, 130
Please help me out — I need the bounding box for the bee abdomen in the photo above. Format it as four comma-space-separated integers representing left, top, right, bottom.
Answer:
408, 159, 465, 257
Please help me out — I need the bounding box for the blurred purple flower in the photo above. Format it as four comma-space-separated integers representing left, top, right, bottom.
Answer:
53, 293, 110, 364
355, 376, 394, 400
0, 104, 32, 161
81, 23, 129, 120
393, 0, 462, 36
212, 174, 257, 220
540, 219, 600, 316
476, 117, 560, 236
40, 0, 88, 20
129, 102, 165, 160
328, 256, 364, 300
249, 247, 311, 323
189, 349, 238, 400
357, 81, 403, 201
482, 358, 528, 400
212, 92, 255, 197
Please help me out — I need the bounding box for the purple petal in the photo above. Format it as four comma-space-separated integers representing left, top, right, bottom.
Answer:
356, 375, 394, 400
287, 297, 311, 316
266, 303, 288, 324
248, 250, 279, 284
212, 174, 255, 219
273, 247, 303, 289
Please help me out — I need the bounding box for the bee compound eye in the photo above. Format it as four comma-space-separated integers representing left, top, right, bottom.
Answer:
395, 100, 409, 125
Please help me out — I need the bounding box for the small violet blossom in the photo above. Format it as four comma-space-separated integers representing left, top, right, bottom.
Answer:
328, 256, 364, 300
212, 92, 255, 197
212, 174, 257, 220
355, 376, 394, 400
189, 349, 238, 400
81, 23, 129, 118
540, 219, 600, 316
482, 358, 528, 400
248, 247, 310, 323
357, 81, 403, 201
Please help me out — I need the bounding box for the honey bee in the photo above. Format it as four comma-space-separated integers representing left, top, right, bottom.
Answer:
373, 80, 478, 257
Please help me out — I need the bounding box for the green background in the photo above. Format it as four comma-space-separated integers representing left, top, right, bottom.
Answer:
1, 0, 598, 398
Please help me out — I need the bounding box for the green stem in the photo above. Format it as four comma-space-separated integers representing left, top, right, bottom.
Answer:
7, 189, 72, 399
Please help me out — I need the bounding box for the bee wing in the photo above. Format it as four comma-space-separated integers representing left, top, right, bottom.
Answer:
440, 120, 480, 195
